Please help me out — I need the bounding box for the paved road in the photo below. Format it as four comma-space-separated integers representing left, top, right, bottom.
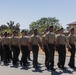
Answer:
0, 54, 76, 75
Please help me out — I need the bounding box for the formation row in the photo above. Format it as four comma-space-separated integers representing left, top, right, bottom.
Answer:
0, 26, 76, 71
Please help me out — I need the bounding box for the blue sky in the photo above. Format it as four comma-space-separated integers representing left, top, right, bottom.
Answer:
0, 0, 76, 29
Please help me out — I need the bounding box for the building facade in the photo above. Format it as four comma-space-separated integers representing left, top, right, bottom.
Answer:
67, 21, 76, 35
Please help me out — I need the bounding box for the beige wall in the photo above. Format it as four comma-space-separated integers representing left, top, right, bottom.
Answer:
74, 25, 76, 35
69, 25, 76, 35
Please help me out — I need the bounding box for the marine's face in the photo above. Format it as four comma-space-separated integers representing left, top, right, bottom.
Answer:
13, 33, 16, 36
71, 30, 74, 34
4, 34, 7, 37
60, 29, 63, 34
34, 30, 37, 35
49, 27, 53, 32
22, 32, 25, 36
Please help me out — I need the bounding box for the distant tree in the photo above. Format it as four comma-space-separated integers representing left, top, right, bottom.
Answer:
2, 29, 12, 33
0, 25, 8, 31
29, 17, 62, 33
7, 21, 14, 30
7, 21, 20, 32
14, 23, 20, 31
0, 21, 20, 33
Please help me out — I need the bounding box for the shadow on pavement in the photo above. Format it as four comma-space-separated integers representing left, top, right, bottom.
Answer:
51, 71, 62, 75
61, 68, 73, 74
32, 68, 44, 73
20, 66, 31, 70
10, 65, 19, 68
49, 67, 73, 75
72, 67, 76, 72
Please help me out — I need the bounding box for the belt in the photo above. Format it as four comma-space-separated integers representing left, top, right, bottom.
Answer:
48, 43, 54, 45
3, 44, 9, 46
21, 45, 28, 47
12, 45, 18, 46
59, 44, 65, 46
70, 43, 75, 45
32, 45, 38, 46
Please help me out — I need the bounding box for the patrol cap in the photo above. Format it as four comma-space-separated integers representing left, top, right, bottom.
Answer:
59, 27, 64, 31
21, 30, 25, 33
4, 32, 7, 35
13, 30, 17, 33
33, 28, 37, 31
49, 25, 53, 28
44, 28, 48, 33
70, 28, 74, 31
44, 28, 48, 32
56, 29, 60, 32
25, 30, 27, 33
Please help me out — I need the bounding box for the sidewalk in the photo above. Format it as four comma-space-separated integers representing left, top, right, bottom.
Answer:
0, 54, 76, 75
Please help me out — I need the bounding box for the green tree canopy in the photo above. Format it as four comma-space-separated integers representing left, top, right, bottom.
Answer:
29, 17, 62, 33
7, 21, 20, 32
0, 21, 20, 33
0, 25, 8, 31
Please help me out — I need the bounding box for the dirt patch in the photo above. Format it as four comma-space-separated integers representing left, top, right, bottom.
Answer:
39, 48, 71, 56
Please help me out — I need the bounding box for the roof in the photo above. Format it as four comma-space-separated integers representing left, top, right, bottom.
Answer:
67, 21, 76, 25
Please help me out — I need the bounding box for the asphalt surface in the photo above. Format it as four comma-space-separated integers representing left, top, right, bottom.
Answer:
0, 54, 76, 75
